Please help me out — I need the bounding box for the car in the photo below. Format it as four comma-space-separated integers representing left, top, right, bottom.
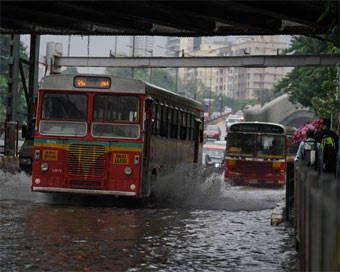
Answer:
202, 143, 226, 173
213, 140, 227, 147
225, 115, 242, 128
204, 125, 221, 141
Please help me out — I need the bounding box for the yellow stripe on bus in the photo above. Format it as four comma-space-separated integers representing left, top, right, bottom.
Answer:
110, 147, 142, 152
34, 143, 65, 149
34, 143, 141, 152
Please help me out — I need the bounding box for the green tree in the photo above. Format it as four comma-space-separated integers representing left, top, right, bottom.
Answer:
274, 36, 339, 118
105, 67, 176, 92
0, 35, 29, 121
62, 67, 79, 74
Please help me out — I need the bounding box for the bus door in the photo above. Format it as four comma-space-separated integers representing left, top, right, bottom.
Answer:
194, 118, 202, 163
140, 97, 153, 196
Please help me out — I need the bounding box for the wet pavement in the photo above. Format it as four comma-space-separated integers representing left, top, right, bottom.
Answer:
0, 168, 297, 271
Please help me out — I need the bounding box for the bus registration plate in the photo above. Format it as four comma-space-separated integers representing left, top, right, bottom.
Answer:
42, 150, 58, 161
113, 153, 129, 165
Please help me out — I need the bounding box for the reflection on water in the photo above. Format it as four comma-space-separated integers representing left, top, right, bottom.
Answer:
0, 169, 297, 271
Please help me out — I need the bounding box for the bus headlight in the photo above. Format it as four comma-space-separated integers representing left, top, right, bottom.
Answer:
41, 163, 49, 172
124, 167, 132, 176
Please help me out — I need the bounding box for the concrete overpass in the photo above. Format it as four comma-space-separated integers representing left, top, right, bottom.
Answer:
243, 94, 314, 128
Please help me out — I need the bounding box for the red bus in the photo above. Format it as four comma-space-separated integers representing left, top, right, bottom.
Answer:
224, 122, 287, 186
32, 74, 204, 197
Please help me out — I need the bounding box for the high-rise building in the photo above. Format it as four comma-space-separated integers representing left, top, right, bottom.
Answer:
164, 37, 194, 77
216, 36, 287, 100
129, 36, 154, 56
178, 39, 229, 98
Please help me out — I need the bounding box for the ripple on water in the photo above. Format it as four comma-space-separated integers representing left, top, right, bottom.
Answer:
0, 168, 297, 271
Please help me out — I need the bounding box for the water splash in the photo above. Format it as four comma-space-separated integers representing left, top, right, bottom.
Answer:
151, 164, 285, 211
0, 166, 285, 211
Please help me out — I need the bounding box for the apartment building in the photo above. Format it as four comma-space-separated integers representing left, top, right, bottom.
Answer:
167, 37, 228, 96
129, 36, 154, 56
216, 36, 287, 100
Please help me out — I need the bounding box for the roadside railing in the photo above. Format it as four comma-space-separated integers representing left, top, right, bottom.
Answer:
292, 162, 339, 271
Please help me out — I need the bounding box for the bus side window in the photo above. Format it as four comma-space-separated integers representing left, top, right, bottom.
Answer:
151, 103, 156, 135
160, 106, 168, 137
171, 110, 178, 139
190, 115, 194, 141
167, 108, 172, 138
178, 111, 182, 139
180, 112, 187, 140
186, 114, 191, 141
155, 104, 161, 136
200, 118, 204, 143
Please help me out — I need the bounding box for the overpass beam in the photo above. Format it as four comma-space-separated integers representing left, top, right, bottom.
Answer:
54, 54, 339, 69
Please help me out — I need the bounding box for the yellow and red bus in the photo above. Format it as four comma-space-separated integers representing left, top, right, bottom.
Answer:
225, 122, 287, 186
32, 74, 204, 197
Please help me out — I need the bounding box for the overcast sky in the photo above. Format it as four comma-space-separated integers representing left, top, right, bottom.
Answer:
20, 34, 291, 73
21, 35, 168, 57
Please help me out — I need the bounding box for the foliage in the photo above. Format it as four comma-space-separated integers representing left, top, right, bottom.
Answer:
105, 67, 176, 91
62, 67, 79, 74
105, 66, 256, 113
311, 68, 340, 118
0, 35, 28, 76
274, 36, 339, 118
0, 35, 29, 122
0, 77, 7, 120
316, 0, 339, 49
254, 89, 282, 106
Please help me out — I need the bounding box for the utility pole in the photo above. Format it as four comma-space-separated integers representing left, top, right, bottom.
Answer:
131, 36, 135, 78
175, 68, 178, 93
67, 36, 71, 56
114, 36, 118, 56
209, 68, 212, 117
87, 36, 90, 57
149, 49, 153, 83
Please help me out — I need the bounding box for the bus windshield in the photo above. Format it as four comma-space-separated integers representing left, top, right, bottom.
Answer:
41, 93, 88, 120
227, 133, 254, 156
40, 93, 88, 136
257, 135, 285, 158
92, 95, 140, 139
227, 133, 285, 158
93, 95, 139, 122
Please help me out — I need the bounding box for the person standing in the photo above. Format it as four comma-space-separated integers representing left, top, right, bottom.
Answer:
315, 118, 339, 175
296, 129, 322, 170
336, 117, 340, 181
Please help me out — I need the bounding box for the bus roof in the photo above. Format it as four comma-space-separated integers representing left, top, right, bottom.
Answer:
40, 74, 203, 112
227, 121, 286, 134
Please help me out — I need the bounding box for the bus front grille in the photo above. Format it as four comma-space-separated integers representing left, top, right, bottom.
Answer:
68, 144, 106, 177
236, 162, 272, 176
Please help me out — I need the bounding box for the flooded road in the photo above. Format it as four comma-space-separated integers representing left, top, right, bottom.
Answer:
0, 168, 297, 271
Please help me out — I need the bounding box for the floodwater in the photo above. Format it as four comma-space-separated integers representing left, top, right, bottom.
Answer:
0, 167, 297, 271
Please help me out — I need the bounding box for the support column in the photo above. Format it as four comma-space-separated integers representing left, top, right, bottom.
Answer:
27, 34, 40, 126
6, 34, 20, 122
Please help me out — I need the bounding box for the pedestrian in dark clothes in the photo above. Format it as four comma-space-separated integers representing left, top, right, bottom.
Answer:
315, 118, 339, 175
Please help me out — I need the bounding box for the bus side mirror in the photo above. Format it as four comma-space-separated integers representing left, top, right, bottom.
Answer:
22, 125, 27, 138
224, 136, 227, 141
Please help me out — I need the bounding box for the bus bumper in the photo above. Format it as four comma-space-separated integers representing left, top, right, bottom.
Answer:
32, 186, 137, 196
225, 177, 284, 186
